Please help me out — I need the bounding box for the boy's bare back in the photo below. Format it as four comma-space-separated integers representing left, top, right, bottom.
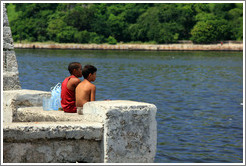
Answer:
75, 79, 96, 107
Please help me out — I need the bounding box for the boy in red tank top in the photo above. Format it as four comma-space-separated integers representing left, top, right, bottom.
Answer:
61, 62, 82, 113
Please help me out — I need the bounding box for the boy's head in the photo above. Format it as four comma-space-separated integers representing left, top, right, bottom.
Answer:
68, 62, 82, 77
82, 65, 97, 81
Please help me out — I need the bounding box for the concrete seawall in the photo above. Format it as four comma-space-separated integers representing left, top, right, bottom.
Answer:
14, 42, 243, 51
3, 90, 157, 163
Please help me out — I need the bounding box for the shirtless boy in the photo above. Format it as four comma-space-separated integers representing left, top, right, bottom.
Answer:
76, 65, 97, 114
61, 62, 82, 113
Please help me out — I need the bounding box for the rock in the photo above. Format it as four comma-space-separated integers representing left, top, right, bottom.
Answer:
3, 3, 21, 90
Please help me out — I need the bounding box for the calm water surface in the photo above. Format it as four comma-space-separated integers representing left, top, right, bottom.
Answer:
15, 49, 243, 163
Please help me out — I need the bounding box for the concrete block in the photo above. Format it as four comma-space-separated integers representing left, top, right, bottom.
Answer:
3, 72, 21, 91
3, 40, 14, 50
4, 89, 51, 106
3, 51, 7, 71
3, 3, 9, 27
3, 121, 103, 142
3, 122, 103, 163
15, 106, 103, 123
83, 100, 157, 163
3, 51, 19, 72
3, 140, 102, 163
3, 4, 21, 91
3, 27, 14, 50
3, 89, 51, 122
3, 89, 157, 163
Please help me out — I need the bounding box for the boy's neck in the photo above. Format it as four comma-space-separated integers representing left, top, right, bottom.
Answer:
72, 74, 79, 78
85, 78, 92, 82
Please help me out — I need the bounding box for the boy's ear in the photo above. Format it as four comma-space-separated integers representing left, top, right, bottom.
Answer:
73, 69, 77, 74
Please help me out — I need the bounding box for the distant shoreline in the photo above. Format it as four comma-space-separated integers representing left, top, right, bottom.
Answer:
14, 42, 243, 51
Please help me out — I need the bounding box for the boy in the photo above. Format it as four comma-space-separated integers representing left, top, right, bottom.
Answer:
61, 62, 82, 113
76, 65, 97, 114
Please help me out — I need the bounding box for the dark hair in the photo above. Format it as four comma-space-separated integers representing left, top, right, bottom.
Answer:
82, 65, 97, 79
68, 62, 81, 75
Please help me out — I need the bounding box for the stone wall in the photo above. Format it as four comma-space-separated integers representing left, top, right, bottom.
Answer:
83, 100, 157, 163
3, 90, 51, 123
3, 3, 21, 90
3, 122, 103, 163
14, 42, 243, 51
3, 90, 157, 163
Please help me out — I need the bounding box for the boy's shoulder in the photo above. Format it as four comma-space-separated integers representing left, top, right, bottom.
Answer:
68, 77, 81, 87
70, 77, 81, 83
87, 81, 96, 89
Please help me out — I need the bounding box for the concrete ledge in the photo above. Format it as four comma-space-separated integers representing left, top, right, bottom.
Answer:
83, 100, 157, 163
3, 72, 21, 91
4, 89, 51, 106
3, 89, 50, 123
3, 121, 103, 142
3, 51, 19, 72
4, 140, 102, 163
16, 107, 104, 123
3, 90, 157, 163
14, 43, 243, 51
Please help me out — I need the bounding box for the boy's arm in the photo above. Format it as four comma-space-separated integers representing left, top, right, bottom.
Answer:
67, 78, 81, 91
90, 85, 96, 101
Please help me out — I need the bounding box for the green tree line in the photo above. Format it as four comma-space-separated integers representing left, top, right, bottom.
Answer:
6, 3, 243, 44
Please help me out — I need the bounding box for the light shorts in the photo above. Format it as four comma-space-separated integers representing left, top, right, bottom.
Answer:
77, 107, 83, 115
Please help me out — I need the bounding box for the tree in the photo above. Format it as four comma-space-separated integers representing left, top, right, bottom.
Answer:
56, 26, 78, 43
64, 4, 95, 31
74, 30, 90, 43
6, 3, 243, 44
107, 13, 126, 41
8, 3, 58, 42
228, 5, 243, 40
107, 36, 117, 45
208, 3, 236, 19
133, 5, 183, 43
47, 18, 67, 41
132, 7, 160, 42
88, 32, 105, 44
191, 19, 230, 43
90, 4, 111, 38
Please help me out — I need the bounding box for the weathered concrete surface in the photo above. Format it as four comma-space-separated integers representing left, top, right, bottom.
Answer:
3, 122, 103, 142
3, 51, 18, 72
4, 140, 102, 163
3, 89, 50, 123
3, 72, 21, 90
3, 90, 157, 163
3, 3, 21, 90
16, 107, 103, 123
3, 89, 104, 163
3, 121, 103, 163
14, 42, 243, 51
83, 100, 157, 163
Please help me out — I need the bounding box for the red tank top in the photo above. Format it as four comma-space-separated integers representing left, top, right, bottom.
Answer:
61, 75, 77, 113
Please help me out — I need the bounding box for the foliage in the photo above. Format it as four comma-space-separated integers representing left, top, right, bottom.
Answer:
6, 3, 243, 44
107, 36, 117, 45
191, 13, 231, 43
